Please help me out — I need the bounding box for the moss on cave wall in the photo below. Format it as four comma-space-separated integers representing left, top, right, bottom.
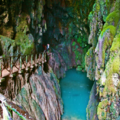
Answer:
0, 35, 14, 56
0, 0, 95, 57
15, 14, 34, 55
86, 0, 120, 119
0, 0, 46, 55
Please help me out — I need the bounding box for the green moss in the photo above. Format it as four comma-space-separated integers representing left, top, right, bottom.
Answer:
96, 0, 100, 12
88, 11, 93, 22
105, 78, 116, 94
102, 86, 107, 97
0, 35, 15, 56
100, 25, 116, 67
105, 11, 120, 27
103, 50, 120, 95
105, 0, 112, 12
24, 43, 34, 55
101, 25, 116, 37
15, 14, 34, 55
97, 107, 106, 120
110, 34, 120, 52
97, 99, 108, 120
86, 49, 91, 56
76, 66, 82, 71
101, 111, 106, 118
112, 55, 119, 74
110, 102, 115, 113
115, 0, 120, 11
98, 99, 108, 109
105, 55, 120, 77
15, 33, 34, 55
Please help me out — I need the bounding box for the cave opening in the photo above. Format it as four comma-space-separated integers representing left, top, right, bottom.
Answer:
60, 68, 93, 120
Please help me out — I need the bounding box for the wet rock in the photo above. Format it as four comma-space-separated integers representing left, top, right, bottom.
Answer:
86, 83, 99, 120
48, 40, 85, 78
14, 66, 63, 120
85, 0, 120, 119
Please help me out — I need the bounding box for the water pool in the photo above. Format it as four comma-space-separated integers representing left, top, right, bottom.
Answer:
60, 68, 93, 120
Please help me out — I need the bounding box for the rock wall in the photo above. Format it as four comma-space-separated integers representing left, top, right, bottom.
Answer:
0, 72, 29, 100
0, 0, 94, 55
48, 39, 88, 79
0, 38, 86, 119
14, 66, 63, 120
0, 65, 63, 120
86, 82, 98, 120
85, 0, 120, 119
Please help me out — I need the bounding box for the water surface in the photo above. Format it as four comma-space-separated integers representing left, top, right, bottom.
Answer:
60, 68, 93, 120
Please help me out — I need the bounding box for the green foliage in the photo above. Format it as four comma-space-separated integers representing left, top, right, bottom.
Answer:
77, 37, 81, 43
72, 41, 76, 46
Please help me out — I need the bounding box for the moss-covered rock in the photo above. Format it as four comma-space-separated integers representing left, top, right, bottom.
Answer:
15, 66, 63, 120
15, 14, 34, 55
86, 0, 120, 119
86, 83, 98, 120
76, 66, 82, 71
97, 99, 108, 120
0, 35, 14, 56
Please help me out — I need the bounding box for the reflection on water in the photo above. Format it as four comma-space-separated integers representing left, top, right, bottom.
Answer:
60, 69, 93, 120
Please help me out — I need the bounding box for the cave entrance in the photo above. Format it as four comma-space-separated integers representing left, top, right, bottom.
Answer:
60, 68, 93, 120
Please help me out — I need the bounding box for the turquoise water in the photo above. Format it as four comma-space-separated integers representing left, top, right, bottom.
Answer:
60, 69, 93, 120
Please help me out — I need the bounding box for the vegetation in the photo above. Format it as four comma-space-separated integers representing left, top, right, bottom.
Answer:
105, 11, 120, 27
110, 34, 120, 52
97, 99, 108, 119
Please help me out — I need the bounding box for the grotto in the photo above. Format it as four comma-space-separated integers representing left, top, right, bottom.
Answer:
0, 0, 120, 120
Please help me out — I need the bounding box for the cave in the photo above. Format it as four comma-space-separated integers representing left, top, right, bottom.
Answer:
0, 0, 120, 120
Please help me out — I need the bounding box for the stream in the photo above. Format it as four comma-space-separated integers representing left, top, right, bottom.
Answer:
60, 68, 93, 120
